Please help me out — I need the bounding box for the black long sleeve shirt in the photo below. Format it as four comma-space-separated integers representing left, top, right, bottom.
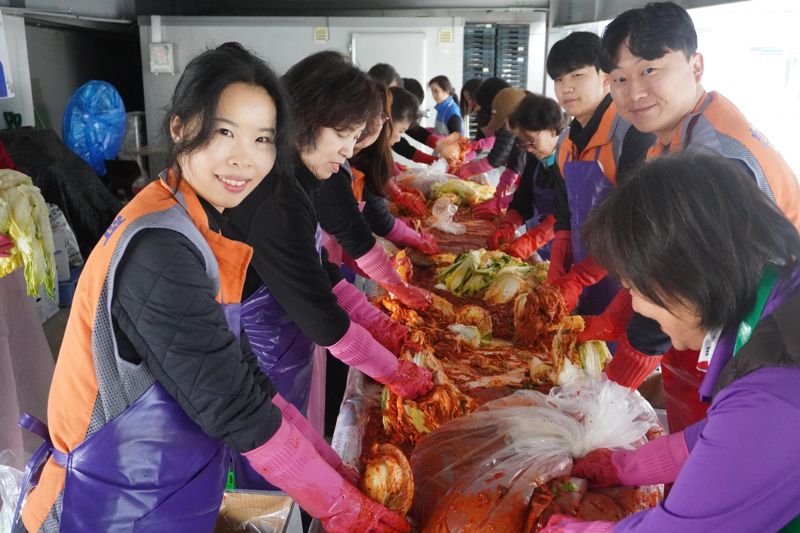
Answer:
314, 166, 377, 260
222, 165, 350, 348
508, 154, 559, 221
111, 199, 281, 453
362, 186, 396, 237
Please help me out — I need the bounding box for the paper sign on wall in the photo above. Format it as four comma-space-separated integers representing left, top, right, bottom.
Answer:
0, 12, 15, 98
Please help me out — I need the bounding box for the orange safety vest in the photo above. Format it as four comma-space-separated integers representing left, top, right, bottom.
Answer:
23, 172, 251, 530
350, 167, 366, 202
556, 100, 632, 186
648, 90, 800, 230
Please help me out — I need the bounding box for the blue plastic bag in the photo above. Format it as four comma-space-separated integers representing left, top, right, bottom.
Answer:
62, 80, 126, 176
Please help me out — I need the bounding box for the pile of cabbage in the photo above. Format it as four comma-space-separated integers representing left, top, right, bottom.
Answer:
436, 248, 547, 299
430, 179, 495, 207
0, 170, 56, 298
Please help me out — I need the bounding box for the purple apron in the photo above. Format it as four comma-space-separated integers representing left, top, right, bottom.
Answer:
13, 302, 245, 531
563, 149, 619, 315
524, 159, 558, 260
232, 226, 324, 490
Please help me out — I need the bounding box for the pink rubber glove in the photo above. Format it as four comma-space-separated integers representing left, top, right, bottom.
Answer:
470, 135, 496, 152
385, 218, 439, 255
355, 242, 432, 311
551, 256, 608, 312
332, 279, 409, 354
243, 419, 409, 533
0, 234, 14, 258
327, 322, 433, 399
494, 168, 520, 198
571, 431, 689, 488
271, 393, 358, 484
455, 157, 494, 180
540, 514, 614, 533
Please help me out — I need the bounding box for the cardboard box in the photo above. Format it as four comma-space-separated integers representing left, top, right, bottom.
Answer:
51, 226, 70, 282
32, 281, 59, 324
215, 491, 295, 533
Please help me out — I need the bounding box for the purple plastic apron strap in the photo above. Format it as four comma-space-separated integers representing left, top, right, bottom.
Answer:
12, 414, 55, 529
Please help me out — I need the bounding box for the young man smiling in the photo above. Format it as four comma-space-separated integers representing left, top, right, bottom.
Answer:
545, 31, 669, 391
599, 1, 800, 431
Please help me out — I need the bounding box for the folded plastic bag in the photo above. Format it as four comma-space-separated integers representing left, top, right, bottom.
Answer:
428, 195, 466, 235
0, 450, 24, 533
411, 376, 659, 531
395, 159, 456, 198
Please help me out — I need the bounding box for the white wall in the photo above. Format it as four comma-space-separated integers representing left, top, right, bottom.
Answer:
138, 15, 465, 163
0, 12, 34, 126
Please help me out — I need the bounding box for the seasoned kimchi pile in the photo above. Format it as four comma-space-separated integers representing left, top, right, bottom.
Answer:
348, 197, 661, 531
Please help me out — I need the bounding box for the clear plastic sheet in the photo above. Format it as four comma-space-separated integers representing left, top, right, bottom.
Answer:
411, 376, 659, 531
0, 450, 23, 533
428, 196, 466, 235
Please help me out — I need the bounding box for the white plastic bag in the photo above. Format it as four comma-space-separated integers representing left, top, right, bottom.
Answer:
0, 450, 24, 533
395, 159, 457, 198
428, 196, 466, 235
411, 375, 659, 530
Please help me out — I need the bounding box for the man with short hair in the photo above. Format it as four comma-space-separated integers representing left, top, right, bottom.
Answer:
598, 0, 800, 432
542, 31, 667, 392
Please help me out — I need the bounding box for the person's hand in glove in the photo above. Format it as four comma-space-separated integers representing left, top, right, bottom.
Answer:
539, 514, 613, 533
578, 289, 633, 343
385, 218, 438, 255
0, 234, 14, 258
547, 230, 573, 283
503, 214, 555, 260
332, 280, 409, 354
243, 418, 410, 533
328, 322, 432, 399
472, 196, 506, 220
379, 359, 434, 398
434, 132, 462, 161
487, 209, 523, 250
354, 242, 432, 311
455, 157, 494, 180
382, 281, 432, 311
551, 256, 608, 312
571, 432, 690, 488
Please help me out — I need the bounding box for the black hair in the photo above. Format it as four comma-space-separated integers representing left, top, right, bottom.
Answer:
508, 94, 567, 134
368, 62, 402, 87
546, 31, 601, 80
162, 42, 293, 187
474, 77, 510, 128
402, 77, 425, 103
428, 75, 459, 105
283, 50, 379, 153
599, 2, 698, 73
582, 152, 800, 332
352, 87, 393, 198
389, 86, 420, 125
460, 77, 482, 115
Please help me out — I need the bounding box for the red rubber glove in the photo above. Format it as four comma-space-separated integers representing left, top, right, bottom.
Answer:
0, 234, 13, 258
540, 514, 614, 533
548, 230, 573, 283
243, 419, 410, 533
411, 149, 437, 165
570, 448, 620, 488
503, 214, 555, 260
551, 256, 608, 312
379, 359, 434, 398
487, 209, 524, 250
426, 132, 449, 149
605, 333, 663, 389
455, 157, 494, 180
577, 289, 634, 343
472, 197, 505, 220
